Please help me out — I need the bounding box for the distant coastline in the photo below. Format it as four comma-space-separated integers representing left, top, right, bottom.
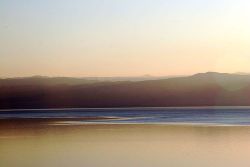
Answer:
1, 106, 250, 112
1, 72, 250, 109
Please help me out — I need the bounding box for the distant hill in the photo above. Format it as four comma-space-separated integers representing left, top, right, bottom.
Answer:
1, 72, 250, 109
0, 76, 99, 86
0, 75, 177, 86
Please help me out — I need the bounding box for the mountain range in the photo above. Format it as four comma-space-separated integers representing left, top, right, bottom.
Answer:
1, 72, 250, 109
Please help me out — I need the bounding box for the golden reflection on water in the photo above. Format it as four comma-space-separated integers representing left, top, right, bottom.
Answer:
1, 124, 250, 167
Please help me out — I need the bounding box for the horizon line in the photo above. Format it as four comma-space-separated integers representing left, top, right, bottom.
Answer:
1, 71, 250, 79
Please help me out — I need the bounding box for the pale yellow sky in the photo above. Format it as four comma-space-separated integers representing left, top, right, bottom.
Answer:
1, 0, 250, 77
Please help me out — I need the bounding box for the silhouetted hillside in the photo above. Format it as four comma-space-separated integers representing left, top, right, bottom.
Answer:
0, 76, 98, 86
0, 75, 176, 86
1, 72, 250, 109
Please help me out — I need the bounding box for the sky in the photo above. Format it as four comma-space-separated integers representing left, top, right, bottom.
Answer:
1, 0, 250, 77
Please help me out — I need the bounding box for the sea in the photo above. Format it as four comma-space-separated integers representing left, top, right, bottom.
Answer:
1, 107, 250, 126
2, 107, 250, 167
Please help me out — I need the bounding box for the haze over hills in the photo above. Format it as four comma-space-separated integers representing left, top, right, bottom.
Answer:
1, 72, 250, 109
0, 75, 179, 87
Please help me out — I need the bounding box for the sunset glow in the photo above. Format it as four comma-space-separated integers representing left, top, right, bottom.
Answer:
1, 0, 250, 77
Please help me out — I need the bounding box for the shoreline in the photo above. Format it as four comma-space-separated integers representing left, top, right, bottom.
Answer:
1, 106, 250, 112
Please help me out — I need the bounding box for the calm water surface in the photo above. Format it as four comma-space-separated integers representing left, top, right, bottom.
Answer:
1, 107, 250, 125
1, 107, 250, 167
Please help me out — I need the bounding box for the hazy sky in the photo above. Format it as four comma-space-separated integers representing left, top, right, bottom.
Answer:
1, 0, 250, 77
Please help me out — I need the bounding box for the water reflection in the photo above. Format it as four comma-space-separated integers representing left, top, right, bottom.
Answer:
1, 123, 250, 167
